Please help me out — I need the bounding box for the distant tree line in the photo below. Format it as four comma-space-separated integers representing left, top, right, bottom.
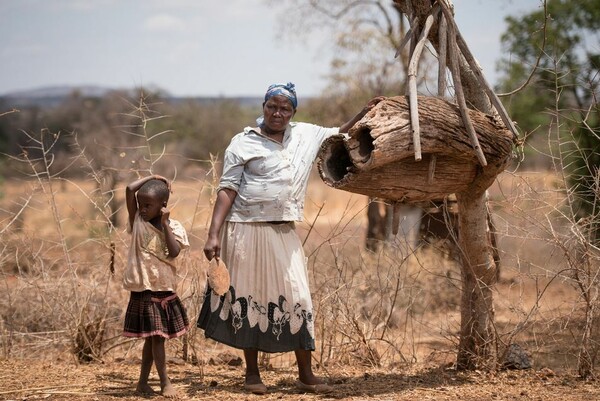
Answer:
0, 89, 261, 179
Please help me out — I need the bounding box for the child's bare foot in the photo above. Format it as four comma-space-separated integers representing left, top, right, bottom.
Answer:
161, 380, 177, 398
135, 383, 155, 395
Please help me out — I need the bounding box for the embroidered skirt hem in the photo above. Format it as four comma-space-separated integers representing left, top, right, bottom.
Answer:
198, 289, 315, 353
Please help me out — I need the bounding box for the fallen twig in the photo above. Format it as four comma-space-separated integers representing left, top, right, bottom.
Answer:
0, 383, 85, 395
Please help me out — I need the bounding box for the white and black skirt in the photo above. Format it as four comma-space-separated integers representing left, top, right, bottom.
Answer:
197, 221, 315, 352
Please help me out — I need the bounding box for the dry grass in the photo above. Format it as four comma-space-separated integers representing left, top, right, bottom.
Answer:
0, 167, 598, 399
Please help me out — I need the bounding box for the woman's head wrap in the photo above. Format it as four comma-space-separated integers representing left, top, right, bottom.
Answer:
256, 82, 298, 126
264, 82, 297, 109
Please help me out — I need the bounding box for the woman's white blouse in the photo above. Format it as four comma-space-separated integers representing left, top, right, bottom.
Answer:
218, 122, 339, 222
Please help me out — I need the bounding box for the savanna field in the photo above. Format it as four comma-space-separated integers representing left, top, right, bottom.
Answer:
1, 169, 599, 400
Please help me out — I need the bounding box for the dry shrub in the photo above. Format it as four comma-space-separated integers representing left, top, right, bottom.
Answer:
74, 314, 106, 363
297, 196, 462, 369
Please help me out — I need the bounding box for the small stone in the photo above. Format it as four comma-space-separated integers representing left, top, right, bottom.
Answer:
502, 343, 533, 370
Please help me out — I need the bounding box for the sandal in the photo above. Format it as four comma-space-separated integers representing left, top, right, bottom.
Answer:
244, 377, 267, 395
295, 380, 333, 394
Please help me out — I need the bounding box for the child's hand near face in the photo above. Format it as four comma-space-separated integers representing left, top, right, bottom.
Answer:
160, 207, 170, 227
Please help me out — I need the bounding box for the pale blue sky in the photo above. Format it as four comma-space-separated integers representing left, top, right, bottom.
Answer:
0, 0, 543, 97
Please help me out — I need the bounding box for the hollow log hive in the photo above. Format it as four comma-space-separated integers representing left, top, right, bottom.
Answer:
317, 95, 514, 203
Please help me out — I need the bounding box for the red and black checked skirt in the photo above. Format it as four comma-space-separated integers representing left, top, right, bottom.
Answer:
123, 291, 189, 339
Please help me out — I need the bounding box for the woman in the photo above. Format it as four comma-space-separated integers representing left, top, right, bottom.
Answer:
198, 82, 383, 394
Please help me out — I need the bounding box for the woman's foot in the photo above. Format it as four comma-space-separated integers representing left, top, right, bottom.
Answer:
244, 374, 267, 395
296, 373, 333, 394
297, 372, 326, 386
296, 379, 333, 394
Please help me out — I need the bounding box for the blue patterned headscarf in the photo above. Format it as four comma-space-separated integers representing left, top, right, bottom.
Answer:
264, 82, 297, 109
256, 82, 298, 126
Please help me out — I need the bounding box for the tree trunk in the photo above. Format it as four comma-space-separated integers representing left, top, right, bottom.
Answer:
456, 192, 498, 369
366, 198, 386, 252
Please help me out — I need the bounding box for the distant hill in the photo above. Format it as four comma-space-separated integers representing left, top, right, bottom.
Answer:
0, 85, 263, 109
0, 85, 114, 108
2, 85, 113, 99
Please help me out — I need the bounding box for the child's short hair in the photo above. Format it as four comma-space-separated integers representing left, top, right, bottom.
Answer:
138, 179, 170, 203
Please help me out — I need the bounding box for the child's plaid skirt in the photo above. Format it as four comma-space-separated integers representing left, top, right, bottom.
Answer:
123, 290, 189, 339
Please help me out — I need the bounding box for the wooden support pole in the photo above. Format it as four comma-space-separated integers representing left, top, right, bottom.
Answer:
407, 9, 435, 161
392, 202, 402, 236
446, 17, 488, 166
437, 9, 448, 97
395, 16, 419, 58
438, 1, 519, 141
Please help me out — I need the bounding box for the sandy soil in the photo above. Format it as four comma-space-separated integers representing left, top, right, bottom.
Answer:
1, 358, 598, 401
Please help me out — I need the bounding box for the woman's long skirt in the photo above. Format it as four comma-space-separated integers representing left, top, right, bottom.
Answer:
197, 222, 315, 352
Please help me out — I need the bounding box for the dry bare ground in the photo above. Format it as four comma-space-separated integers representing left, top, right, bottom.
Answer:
1, 358, 599, 400
1, 171, 599, 400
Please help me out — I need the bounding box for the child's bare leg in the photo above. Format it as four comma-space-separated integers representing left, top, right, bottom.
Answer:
152, 336, 176, 398
136, 337, 155, 394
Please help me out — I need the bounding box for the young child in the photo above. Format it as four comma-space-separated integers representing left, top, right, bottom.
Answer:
122, 175, 189, 398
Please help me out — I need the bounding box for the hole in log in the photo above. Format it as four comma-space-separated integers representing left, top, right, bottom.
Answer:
325, 139, 354, 182
356, 127, 375, 161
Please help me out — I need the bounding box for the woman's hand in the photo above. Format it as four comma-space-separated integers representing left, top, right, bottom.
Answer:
363, 96, 386, 113
204, 234, 221, 261
340, 96, 387, 133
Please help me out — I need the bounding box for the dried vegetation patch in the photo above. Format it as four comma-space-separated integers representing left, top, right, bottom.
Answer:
1, 172, 599, 399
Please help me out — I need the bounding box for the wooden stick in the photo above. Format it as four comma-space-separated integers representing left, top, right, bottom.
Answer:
438, 1, 519, 141
446, 17, 488, 166
395, 27, 413, 58
407, 9, 435, 161
435, 5, 448, 188
454, 32, 519, 140
34, 391, 98, 396
437, 9, 448, 97
395, 16, 418, 58
0, 384, 84, 395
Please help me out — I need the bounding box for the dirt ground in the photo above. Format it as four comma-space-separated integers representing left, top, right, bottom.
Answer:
1, 358, 598, 401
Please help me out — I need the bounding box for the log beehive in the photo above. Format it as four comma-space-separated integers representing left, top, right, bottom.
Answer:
318, 96, 515, 203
